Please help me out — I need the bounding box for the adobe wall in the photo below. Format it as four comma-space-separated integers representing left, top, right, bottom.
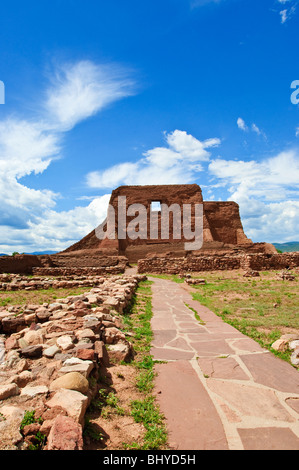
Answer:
0, 254, 43, 274
104, 184, 204, 257
63, 184, 255, 262
202, 201, 252, 246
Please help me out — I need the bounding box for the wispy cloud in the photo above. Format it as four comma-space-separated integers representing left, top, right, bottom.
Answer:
45, 61, 136, 131
237, 117, 267, 139
237, 117, 248, 132
276, 0, 297, 23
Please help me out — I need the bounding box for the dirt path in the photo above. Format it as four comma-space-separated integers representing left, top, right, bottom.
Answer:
150, 276, 299, 450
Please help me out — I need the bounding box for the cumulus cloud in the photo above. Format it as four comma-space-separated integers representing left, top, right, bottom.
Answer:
208, 149, 299, 241
86, 130, 221, 189
0, 60, 135, 253
0, 119, 60, 233
26, 194, 111, 253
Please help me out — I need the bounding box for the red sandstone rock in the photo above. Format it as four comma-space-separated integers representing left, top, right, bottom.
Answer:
5, 336, 18, 350
46, 415, 83, 450
22, 422, 41, 437
76, 348, 95, 361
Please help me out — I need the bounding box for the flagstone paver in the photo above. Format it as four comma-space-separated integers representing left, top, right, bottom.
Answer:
150, 277, 299, 450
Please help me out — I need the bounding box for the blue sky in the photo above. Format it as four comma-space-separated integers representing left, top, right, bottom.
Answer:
0, 0, 298, 253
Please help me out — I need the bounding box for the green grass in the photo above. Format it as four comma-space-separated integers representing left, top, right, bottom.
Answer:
149, 273, 184, 283
189, 270, 299, 367
184, 302, 205, 325
123, 280, 168, 450
20, 410, 45, 450
0, 286, 88, 306
130, 397, 167, 450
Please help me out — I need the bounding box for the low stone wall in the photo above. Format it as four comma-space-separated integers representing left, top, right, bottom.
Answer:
0, 254, 128, 276
0, 274, 108, 291
0, 274, 146, 450
138, 254, 242, 274
32, 265, 126, 277
137, 252, 299, 274
49, 254, 128, 269
245, 253, 299, 271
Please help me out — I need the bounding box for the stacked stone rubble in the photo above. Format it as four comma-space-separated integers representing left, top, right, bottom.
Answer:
137, 252, 299, 274
0, 273, 118, 291
0, 274, 146, 450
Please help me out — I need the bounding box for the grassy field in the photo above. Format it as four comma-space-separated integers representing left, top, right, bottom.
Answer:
0, 286, 89, 307
152, 270, 299, 366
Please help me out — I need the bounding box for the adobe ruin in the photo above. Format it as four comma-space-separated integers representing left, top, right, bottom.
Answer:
1, 183, 297, 276
63, 184, 276, 262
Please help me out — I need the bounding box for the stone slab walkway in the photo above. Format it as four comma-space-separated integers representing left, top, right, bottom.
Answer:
150, 277, 299, 450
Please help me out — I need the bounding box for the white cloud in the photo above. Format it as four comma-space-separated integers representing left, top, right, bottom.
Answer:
86, 130, 221, 189
237, 117, 266, 139
237, 117, 248, 131
208, 149, 299, 241
0, 194, 111, 254
0, 119, 60, 179
26, 194, 111, 252
209, 150, 299, 200
251, 123, 261, 135
276, 0, 297, 23
0, 119, 59, 231
45, 61, 135, 132
280, 9, 288, 22
0, 60, 135, 253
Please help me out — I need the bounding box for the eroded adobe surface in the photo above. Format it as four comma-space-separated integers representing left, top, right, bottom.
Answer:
0, 184, 280, 274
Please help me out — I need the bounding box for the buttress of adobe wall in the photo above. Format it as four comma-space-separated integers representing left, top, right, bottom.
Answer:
203, 201, 252, 245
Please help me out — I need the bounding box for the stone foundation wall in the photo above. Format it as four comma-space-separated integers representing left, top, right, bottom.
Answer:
137, 254, 242, 274
32, 265, 126, 277
0, 254, 128, 275
245, 253, 299, 271
0, 274, 147, 450
0, 274, 109, 291
50, 254, 127, 269
137, 252, 299, 274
